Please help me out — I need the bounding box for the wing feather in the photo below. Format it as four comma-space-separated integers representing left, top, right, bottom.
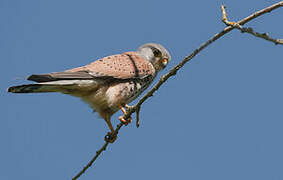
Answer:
28, 71, 94, 83
27, 52, 155, 83
67, 52, 155, 79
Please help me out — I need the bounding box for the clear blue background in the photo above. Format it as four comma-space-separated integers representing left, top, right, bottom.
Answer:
1, 0, 283, 179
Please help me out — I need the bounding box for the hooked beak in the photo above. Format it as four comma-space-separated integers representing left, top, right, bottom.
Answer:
161, 58, 168, 66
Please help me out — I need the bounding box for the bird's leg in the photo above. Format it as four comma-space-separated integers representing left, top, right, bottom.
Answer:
118, 105, 132, 125
104, 116, 117, 143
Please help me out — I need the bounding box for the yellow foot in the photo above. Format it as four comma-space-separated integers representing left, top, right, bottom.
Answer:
119, 116, 132, 125
119, 105, 132, 125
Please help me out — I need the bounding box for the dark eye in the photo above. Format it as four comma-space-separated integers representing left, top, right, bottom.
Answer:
153, 49, 161, 57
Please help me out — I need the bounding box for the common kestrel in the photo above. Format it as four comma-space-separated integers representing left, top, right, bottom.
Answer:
8, 43, 171, 142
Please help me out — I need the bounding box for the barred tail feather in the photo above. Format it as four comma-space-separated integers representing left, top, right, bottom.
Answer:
7, 84, 60, 93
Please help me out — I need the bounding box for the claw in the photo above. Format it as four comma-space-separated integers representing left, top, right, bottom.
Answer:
119, 116, 132, 125
119, 105, 132, 125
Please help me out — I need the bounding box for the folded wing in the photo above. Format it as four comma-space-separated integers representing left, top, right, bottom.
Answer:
28, 52, 155, 83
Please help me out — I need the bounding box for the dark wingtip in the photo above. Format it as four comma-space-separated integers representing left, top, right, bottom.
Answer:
7, 86, 17, 93
27, 75, 34, 81
7, 87, 12, 92
28, 74, 54, 82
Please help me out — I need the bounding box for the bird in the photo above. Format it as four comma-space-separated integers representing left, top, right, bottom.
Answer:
8, 43, 171, 142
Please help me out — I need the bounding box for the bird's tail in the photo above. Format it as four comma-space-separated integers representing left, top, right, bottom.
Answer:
8, 80, 97, 94
7, 84, 63, 93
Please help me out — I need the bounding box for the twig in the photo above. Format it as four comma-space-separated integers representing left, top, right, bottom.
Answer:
136, 106, 141, 128
72, 122, 124, 180
221, 5, 283, 45
73, 2, 283, 179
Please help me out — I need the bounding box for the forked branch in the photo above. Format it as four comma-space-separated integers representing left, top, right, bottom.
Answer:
221, 5, 283, 45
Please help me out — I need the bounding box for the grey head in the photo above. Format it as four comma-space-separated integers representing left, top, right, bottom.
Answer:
137, 43, 171, 72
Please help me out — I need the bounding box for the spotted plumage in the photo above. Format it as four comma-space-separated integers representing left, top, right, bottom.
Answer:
8, 43, 171, 142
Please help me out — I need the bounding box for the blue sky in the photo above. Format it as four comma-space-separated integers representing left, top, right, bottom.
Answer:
1, 0, 283, 179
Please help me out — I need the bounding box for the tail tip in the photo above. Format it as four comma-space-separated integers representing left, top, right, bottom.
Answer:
7, 86, 15, 93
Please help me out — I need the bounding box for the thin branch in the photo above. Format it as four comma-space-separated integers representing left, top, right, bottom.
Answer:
72, 122, 124, 180
73, 1, 283, 179
135, 106, 141, 128
221, 5, 283, 45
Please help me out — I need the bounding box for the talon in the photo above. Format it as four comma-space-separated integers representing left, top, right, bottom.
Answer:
104, 132, 117, 143
119, 105, 132, 125
119, 116, 132, 125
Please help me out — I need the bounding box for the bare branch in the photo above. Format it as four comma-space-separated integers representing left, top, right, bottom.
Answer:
72, 122, 124, 180
135, 106, 141, 128
73, 1, 283, 179
221, 5, 283, 45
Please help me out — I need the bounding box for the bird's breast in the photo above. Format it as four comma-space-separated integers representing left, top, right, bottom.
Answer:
105, 76, 154, 109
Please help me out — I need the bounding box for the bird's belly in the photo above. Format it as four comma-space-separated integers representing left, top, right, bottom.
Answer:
79, 86, 117, 117
79, 77, 153, 118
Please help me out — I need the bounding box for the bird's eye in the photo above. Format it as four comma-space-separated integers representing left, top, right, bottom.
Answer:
153, 49, 162, 57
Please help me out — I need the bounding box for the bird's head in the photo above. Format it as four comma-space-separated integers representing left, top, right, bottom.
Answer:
137, 43, 171, 72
